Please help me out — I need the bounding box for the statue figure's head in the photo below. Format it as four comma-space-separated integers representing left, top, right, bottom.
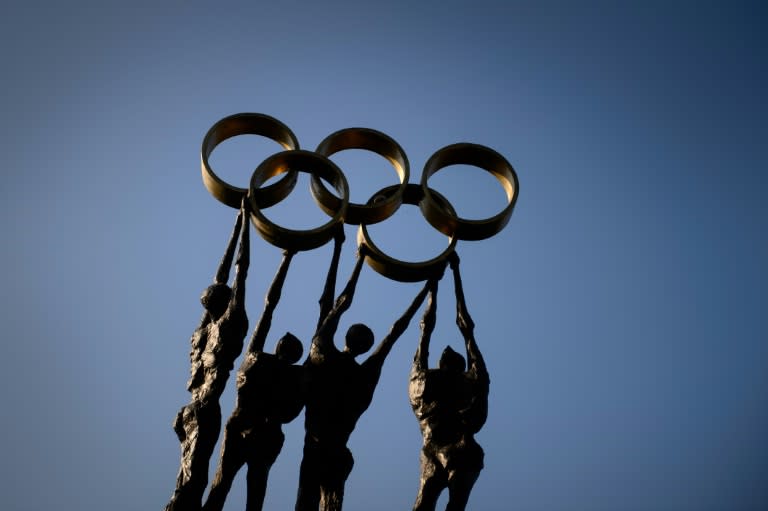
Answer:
344, 323, 374, 356
276, 332, 303, 363
439, 346, 466, 373
200, 283, 232, 320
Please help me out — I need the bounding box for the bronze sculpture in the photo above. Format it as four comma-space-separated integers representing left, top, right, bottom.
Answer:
409, 253, 489, 511
163, 113, 519, 511
203, 248, 303, 511
296, 240, 435, 511
167, 201, 251, 511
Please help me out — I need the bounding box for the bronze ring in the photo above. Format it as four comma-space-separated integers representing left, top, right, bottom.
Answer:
357, 184, 456, 282
313, 127, 409, 225
420, 143, 519, 241
249, 150, 349, 251
201, 113, 300, 208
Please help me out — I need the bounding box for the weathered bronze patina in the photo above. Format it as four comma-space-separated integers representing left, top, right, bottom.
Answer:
420, 142, 519, 241
166, 201, 251, 511
204, 249, 303, 511
313, 127, 410, 225
297, 242, 435, 511
357, 183, 456, 282
164, 113, 518, 511
248, 149, 349, 252
409, 253, 489, 511
201, 113, 299, 209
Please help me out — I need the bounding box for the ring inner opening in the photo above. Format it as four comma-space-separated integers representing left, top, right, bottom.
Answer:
427, 164, 511, 220
259, 171, 341, 231
328, 149, 404, 205
208, 134, 290, 189
364, 202, 450, 263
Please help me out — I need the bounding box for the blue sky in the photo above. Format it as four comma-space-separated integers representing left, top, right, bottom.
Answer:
1, 2, 766, 510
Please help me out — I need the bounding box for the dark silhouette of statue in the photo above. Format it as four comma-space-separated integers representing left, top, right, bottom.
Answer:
409, 253, 490, 511
203, 244, 304, 511
166, 201, 251, 511
295, 243, 434, 511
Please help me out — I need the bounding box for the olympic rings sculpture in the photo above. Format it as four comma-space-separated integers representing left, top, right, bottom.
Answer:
201, 113, 519, 282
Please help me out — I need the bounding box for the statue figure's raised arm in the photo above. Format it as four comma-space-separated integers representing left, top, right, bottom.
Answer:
246, 249, 295, 354
313, 245, 367, 354
415, 279, 439, 372
228, 200, 250, 313
450, 253, 487, 381
215, 208, 244, 286
367, 278, 434, 371
316, 226, 345, 332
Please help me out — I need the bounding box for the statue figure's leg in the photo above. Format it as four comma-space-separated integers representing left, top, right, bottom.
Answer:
203, 419, 247, 511
444, 470, 480, 511
296, 441, 321, 511
167, 401, 222, 511
318, 446, 354, 511
245, 463, 269, 511
244, 427, 285, 511
412, 448, 447, 511
444, 439, 483, 511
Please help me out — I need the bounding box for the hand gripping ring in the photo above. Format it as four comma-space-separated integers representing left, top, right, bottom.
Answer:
420, 143, 519, 241
357, 183, 456, 282
201, 113, 300, 209
249, 150, 349, 252
312, 127, 410, 225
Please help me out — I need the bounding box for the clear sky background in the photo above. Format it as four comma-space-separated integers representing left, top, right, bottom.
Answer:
1, 2, 766, 510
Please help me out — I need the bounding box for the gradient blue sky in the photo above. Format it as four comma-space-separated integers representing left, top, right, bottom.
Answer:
1, 2, 766, 510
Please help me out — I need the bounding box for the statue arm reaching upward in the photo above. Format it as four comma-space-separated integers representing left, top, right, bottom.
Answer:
413, 279, 439, 373
312, 243, 367, 355
196, 208, 244, 330
316, 226, 345, 332
245, 249, 295, 354
186, 208, 245, 391
367, 278, 434, 371
215, 208, 244, 286
450, 253, 489, 432
228, 200, 250, 313
450, 253, 488, 382
408, 279, 439, 420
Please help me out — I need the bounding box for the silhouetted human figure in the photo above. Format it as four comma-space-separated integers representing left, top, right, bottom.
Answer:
295, 245, 433, 511
203, 247, 303, 511
166, 201, 251, 511
409, 253, 490, 511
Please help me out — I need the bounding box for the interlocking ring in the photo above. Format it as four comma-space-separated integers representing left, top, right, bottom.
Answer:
249, 150, 349, 252
201, 113, 300, 208
201, 114, 520, 276
420, 143, 519, 241
313, 128, 409, 225
357, 184, 457, 283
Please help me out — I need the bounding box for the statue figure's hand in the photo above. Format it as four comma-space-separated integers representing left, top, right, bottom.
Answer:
448, 251, 460, 269
334, 225, 346, 245
435, 259, 447, 281
240, 196, 251, 214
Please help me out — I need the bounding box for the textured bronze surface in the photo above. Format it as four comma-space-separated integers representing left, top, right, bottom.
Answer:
313, 127, 409, 225
297, 243, 433, 511
166, 203, 252, 511
168, 114, 520, 511
248, 150, 349, 251
409, 254, 489, 511
201, 113, 299, 209
357, 184, 456, 282
204, 251, 304, 511
420, 143, 519, 241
